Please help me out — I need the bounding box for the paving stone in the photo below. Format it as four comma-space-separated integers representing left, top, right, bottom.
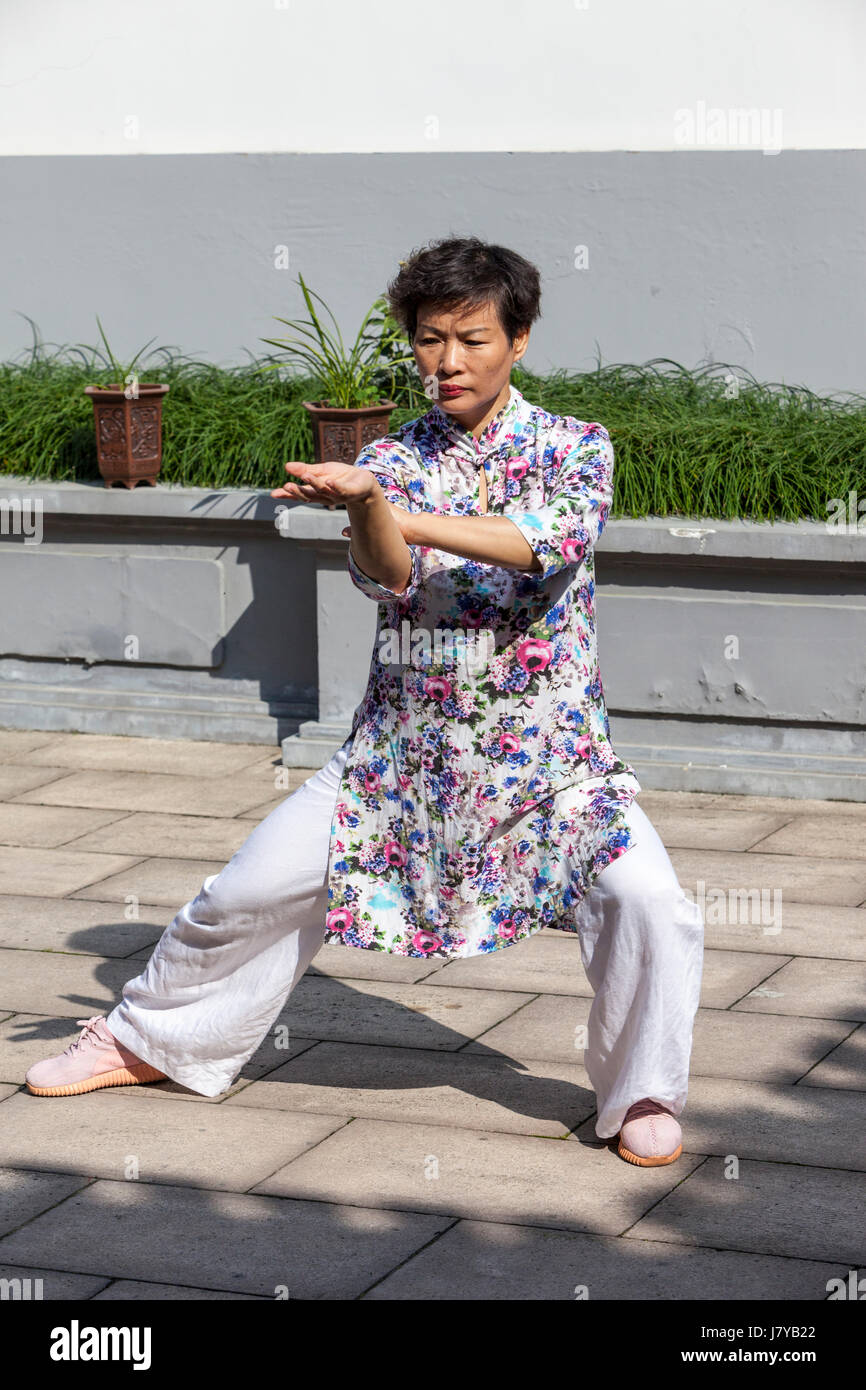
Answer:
0, 1090, 350, 1191
307, 943, 444, 985
70, 856, 226, 908
431, 937, 785, 1010
0, 1165, 91, 1238
0, 731, 57, 759
362, 1219, 846, 1301
0, 766, 77, 800
0, 1264, 109, 1299
463, 994, 852, 1083
460, 994, 594, 1064
0, 895, 169, 956
22, 734, 275, 778
574, 1074, 866, 1170
225, 1042, 596, 1136
0, 804, 129, 849
432, 933, 591, 995
698, 900, 866, 961
748, 816, 866, 861
669, 847, 866, 908
637, 805, 794, 852
635, 789, 866, 820
689, 1010, 853, 1083
0, 1084, 15, 1102
0, 1179, 455, 1299
733, 957, 866, 1022
92, 1279, 267, 1300
0, 846, 144, 898
278, 975, 532, 1050
253, 1116, 705, 1230
13, 770, 274, 818
696, 950, 790, 1008
237, 791, 308, 820
0, 947, 153, 1017
626, 1157, 866, 1264
62, 811, 256, 859
799, 1025, 866, 1090
97, 1036, 320, 1104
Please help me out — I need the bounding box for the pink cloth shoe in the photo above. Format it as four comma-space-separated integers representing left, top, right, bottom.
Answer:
25, 1016, 165, 1097
617, 1097, 683, 1166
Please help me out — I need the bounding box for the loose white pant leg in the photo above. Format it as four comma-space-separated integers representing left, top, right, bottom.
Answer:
105, 741, 351, 1097
571, 798, 705, 1140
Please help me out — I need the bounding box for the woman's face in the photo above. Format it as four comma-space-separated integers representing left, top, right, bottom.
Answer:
411, 298, 530, 424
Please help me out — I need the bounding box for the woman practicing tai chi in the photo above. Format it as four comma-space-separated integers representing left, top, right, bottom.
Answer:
27, 236, 704, 1167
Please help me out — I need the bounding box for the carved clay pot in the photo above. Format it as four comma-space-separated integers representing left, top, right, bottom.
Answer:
84, 383, 170, 488
301, 399, 397, 511
302, 400, 397, 464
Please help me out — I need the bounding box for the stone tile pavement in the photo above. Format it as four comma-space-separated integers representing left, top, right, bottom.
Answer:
0, 728, 863, 1301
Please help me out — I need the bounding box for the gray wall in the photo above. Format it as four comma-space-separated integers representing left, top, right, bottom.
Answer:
2, 151, 864, 394
2, 482, 865, 800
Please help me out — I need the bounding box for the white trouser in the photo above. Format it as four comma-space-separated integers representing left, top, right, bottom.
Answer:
107, 743, 704, 1139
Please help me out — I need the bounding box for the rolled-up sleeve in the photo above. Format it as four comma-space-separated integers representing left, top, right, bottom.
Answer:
501, 423, 614, 582
347, 444, 422, 604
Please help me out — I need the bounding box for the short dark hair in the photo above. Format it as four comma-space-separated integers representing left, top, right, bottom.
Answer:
386, 236, 542, 346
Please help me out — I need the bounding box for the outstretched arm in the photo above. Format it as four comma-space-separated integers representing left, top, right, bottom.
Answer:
271, 460, 414, 594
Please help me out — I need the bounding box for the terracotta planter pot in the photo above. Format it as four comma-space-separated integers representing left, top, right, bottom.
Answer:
302, 400, 397, 465
84, 383, 170, 488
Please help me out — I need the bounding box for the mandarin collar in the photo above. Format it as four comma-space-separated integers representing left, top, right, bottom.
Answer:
428, 383, 526, 458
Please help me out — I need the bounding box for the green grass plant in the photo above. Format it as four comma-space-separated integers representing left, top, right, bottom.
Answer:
1, 322, 862, 522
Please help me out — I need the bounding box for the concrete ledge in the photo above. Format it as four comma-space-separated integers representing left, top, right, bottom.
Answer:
2, 479, 865, 797
3, 480, 864, 564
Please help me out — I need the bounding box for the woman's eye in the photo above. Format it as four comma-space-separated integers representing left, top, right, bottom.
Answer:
417, 338, 485, 345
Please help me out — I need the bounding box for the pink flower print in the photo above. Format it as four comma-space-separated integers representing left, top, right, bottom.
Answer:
463, 608, 484, 627
365, 771, 381, 792
326, 908, 353, 933
561, 536, 585, 565
506, 458, 529, 481
384, 840, 408, 868
516, 637, 552, 674
575, 734, 591, 760
499, 732, 521, 756
399, 774, 412, 789
424, 676, 452, 700
488, 653, 512, 689
412, 929, 443, 954
497, 919, 517, 938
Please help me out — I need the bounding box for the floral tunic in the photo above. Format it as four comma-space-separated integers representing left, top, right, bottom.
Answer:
323, 383, 642, 960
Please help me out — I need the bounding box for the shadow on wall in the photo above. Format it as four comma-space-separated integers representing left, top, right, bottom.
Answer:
184, 490, 320, 743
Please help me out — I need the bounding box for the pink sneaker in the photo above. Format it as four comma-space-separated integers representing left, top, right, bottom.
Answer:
25, 1016, 165, 1097
617, 1098, 683, 1167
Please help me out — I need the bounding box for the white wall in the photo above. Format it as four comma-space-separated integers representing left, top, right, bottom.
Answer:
1, 0, 864, 156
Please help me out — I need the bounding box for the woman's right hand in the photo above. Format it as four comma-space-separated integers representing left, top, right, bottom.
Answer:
270, 461, 379, 506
